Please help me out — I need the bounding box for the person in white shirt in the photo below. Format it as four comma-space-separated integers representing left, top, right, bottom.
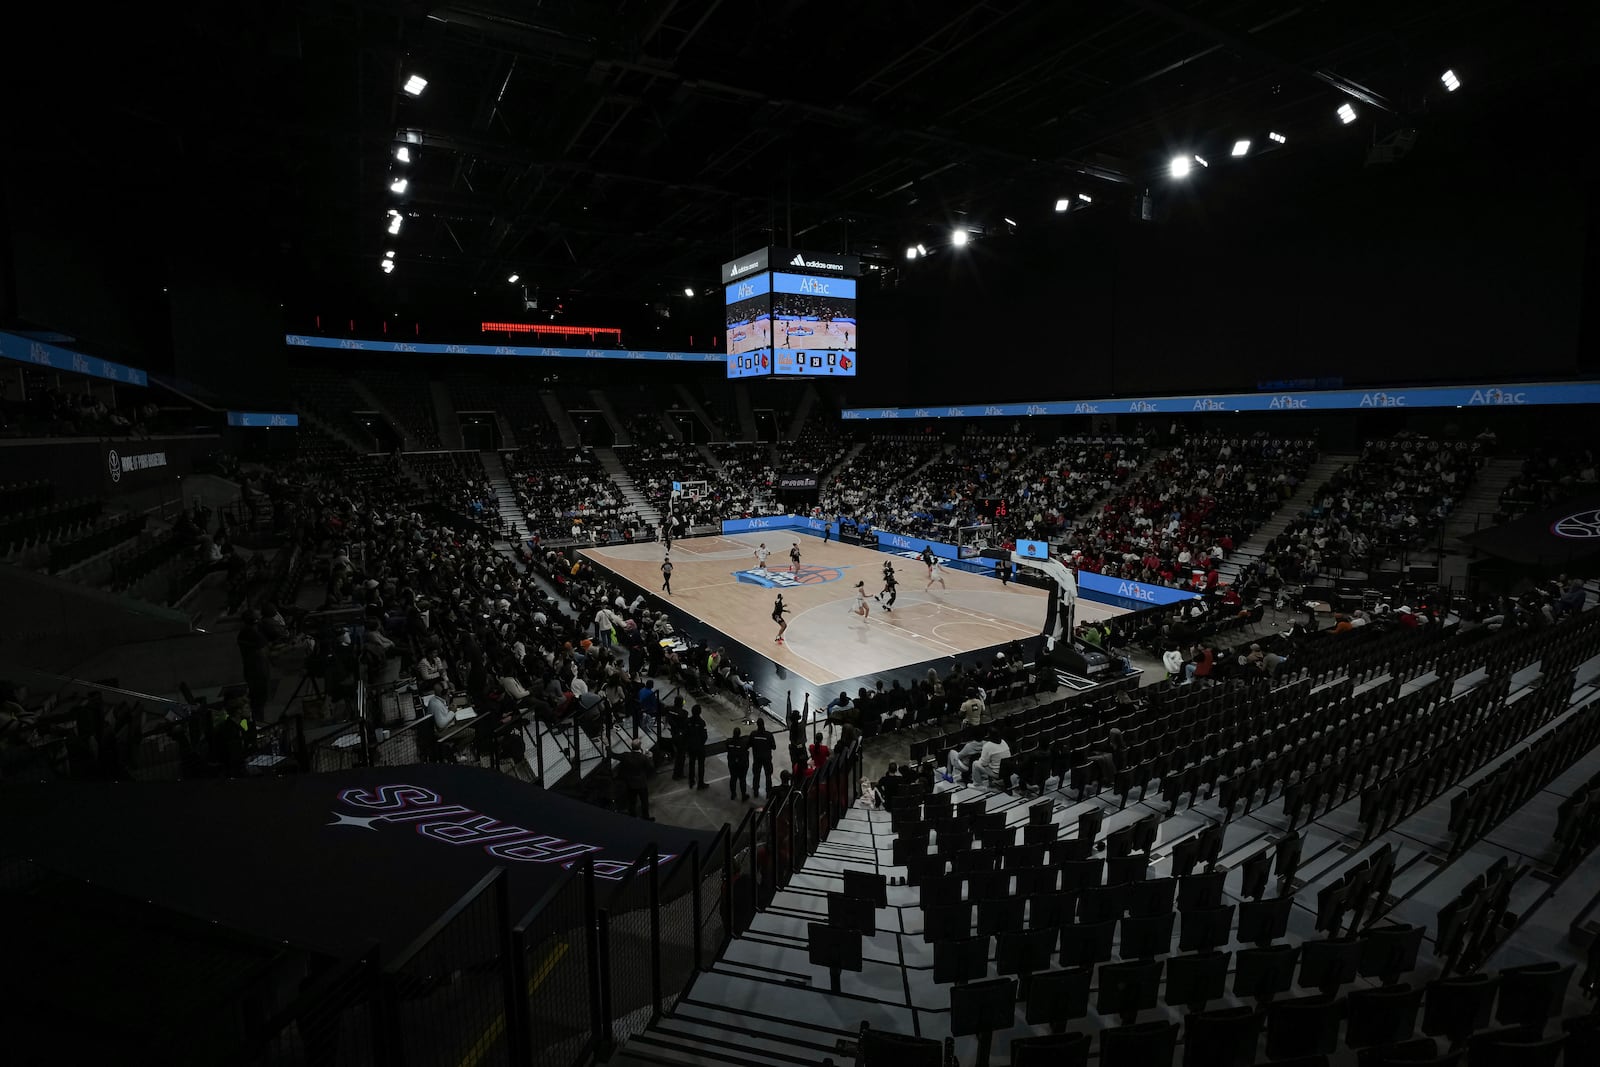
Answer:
426, 681, 455, 730
947, 737, 984, 782
972, 728, 1011, 788
416, 651, 450, 690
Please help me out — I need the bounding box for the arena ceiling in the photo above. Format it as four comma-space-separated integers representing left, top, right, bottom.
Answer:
6, 1, 1592, 319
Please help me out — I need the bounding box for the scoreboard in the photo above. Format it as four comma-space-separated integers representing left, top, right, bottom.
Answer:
722, 247, 859, 379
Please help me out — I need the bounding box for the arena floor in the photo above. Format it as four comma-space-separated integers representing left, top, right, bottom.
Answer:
581, 532, 1128, 686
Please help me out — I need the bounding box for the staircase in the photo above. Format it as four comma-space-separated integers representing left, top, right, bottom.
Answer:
590, 389, 632, 446
348, 378, 416, 451
822, 442, 865, 485
1442, 455, 1522, 547
539, 390, 582, 448
733, 383, 758, 442
658, 411, 684, 443
674, 384, 723, 439
1070, 447, 1168, 527
481, 451, 532, 544
1217, 452, 1354, 582
785, 385, 819, 442
297, 407, 377, 456
493, 412, 519, 450
429, 380, 465, 450
597, 447, 662, 530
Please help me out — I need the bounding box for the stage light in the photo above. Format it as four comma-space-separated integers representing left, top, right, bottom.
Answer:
1441, 69, 1460, 92
1268, 131, 1287, 144
1337, 102, 1357, 124
387, 214, 402, 235
905, 246, 918, 259
1194, 155, 1209, 168
1003, 217, 1017, 227
916, 243, 927, 256
395, 146, 411, 163
951, 228, 969, 247
507, 273, 519, 284
389, 177, 408, 194
1170, 155, 1192, 178
1054, 198, 1070, 212
403, 74, 428, 96
384, 250, 395, 259
683, 287, 695, 297
1231, 139, 1251, 157
380, 259, 394, 273
1078, 193, 1092, 203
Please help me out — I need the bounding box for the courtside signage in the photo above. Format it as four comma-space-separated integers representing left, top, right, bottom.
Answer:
843, 381, 1600, 419
227, 412, 299, 427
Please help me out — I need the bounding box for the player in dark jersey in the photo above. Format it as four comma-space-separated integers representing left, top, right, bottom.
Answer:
920, 544, 935, 575
876, 562, 898, 612
773, 593, 790, 643
789, 541, 802, 577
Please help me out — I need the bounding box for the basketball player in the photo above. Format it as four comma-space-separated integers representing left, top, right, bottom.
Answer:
661, 555, 673, 596
754, 542, 771, 573
773, 593, 790, 643
852, 580, 871, 621
789, 541, 802, 577
920, 544, 935, 575
876, 562, 898, 612
925, 559, 947, 592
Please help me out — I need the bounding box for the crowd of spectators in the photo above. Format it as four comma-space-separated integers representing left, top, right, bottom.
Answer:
1, 378, 172, 439
503, 447, 635, 544
1498, 444, 1598, 522
1062, 433, 1317, 590
1307, 435, 1482, 555
618, 418, 777, 529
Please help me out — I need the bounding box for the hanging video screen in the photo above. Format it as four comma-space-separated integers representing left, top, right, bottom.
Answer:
724, 274, 771, 379
772, 272, 856, 376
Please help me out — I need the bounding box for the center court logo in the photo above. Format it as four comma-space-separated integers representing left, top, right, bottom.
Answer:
733, 566, 842, 588
1552, 509, 1600, 540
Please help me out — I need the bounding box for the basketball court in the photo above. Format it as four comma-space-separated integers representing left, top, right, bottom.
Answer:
581, 531, 1130, 686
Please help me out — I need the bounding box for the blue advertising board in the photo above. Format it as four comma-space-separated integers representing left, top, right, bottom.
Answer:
1076, 570, 1200, 610
842, 380, 1600, 420
0, 331, 148, 387
227, 412, 299, 427
286, 334, 724, 363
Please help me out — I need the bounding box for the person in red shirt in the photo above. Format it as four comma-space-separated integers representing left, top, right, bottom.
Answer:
809, 732, 830, 768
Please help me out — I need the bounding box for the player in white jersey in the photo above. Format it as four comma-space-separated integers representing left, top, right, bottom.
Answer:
754, 542, 770, 572
852, 580, 870, 620
925, 559, 947, 591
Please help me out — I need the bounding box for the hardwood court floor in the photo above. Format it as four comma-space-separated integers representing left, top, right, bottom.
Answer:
582, 532, 1125, 686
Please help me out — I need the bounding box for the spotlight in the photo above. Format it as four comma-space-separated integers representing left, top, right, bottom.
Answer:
951, 228, 969, 247
905, 246, 918, 259
387, 214, 402, 236
1002, 217, 1017, 227
1231, 139, 1251, 157
1268, 131, 1287, 144
1193, 155, 1209, 168
1441, 69, 1460, 92
1054, 198, 1070, 212
389, 177, 408, 194
1078, 193, 1092, 203
1170, 155, 1192, 178
403, 74, 428, 97
916, 243, 927, 256
683, 287, 695, 297
395, 146, 411, 163
1337, 102, 1357, 124
507, 273, 520, 284
384, 250, 395, 259
380, 259, 395, 273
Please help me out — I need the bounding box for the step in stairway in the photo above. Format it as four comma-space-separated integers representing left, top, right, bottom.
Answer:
479, 451, 533, 543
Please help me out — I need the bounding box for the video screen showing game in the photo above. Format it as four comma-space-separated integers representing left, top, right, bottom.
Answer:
771, 272, 856, 354
724, 274, 771, 357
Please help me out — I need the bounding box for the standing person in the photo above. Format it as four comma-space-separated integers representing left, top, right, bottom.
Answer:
749, 718, 776, 797
685, 704, 709, 789
773, 593, 790, 643
236, 611, 271, 722
635, 677, 659, 734
876, 562, 898, 612
822, 524, 831, 545
665, 696, 689, 780
809, 731, 830, 768
788, 541, 802, 577
994, 558, 1010, 586
852, 580, 871, 621
754, 542, 771, 573
725, 726, 751, 801
925, 558, 947, 592
660, 555, 673, 595
616, 737, 655, 820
